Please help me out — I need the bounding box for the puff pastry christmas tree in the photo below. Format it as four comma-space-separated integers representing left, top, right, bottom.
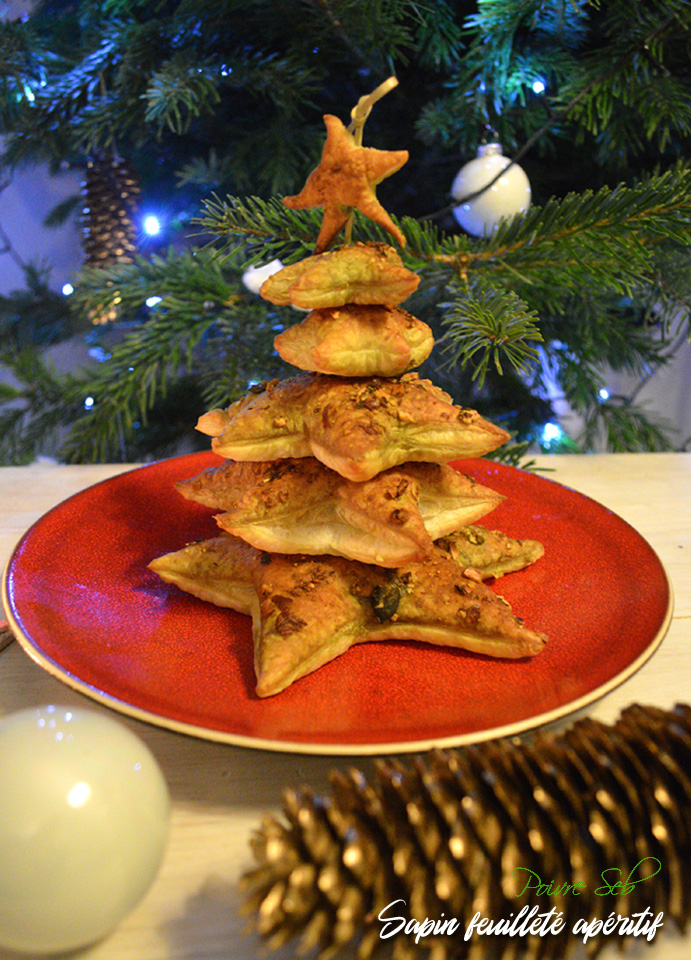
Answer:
149, 78, 548, 697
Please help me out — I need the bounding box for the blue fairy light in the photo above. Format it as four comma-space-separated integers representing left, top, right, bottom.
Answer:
541, 421, 564, 447
143, 215, 161, 236
87, 346, 110, 363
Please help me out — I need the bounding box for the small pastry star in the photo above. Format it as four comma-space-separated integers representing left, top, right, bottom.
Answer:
284, 114, 408, 253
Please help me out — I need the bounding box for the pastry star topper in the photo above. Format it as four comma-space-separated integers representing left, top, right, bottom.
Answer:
284, 77, 408, 253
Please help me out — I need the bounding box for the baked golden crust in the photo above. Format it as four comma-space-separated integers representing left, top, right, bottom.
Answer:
282, 114, 408, 253
149, 535, 547, 698
259, 243, 419, 309
274, 303, 434, 377
196, 373, 510, 482
175, 458, 505, 567
436, 525, 545, 579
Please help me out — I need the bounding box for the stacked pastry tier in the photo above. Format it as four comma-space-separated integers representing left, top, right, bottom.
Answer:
150, 243, 548, 697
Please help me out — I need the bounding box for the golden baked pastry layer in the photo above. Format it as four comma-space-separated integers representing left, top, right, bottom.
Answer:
282, 114, 408, 253
175, 458, 505, 567
274, 303, 434, 377
196, 373, 510, 482
149, 533, 547, 698
436, 525, 545, 579
259, 243, 419, 309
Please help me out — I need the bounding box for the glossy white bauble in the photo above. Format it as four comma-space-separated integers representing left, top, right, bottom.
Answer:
241, 258, 284, 294
451, 142, 531, 236
0, 705, 170, 954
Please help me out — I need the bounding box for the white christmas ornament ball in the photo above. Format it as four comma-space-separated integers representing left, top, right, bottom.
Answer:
451, 142, 531, 236
241, 258, 284, 294
0, 705, 170, 954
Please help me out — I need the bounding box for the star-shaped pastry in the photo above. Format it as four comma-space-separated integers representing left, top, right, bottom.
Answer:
196, 373, 511, 482
274, 303, 434, 377
149, 533, 547, 698
436, 525, 544, 579
283, 114, 408, 253
174, 457, 505, 567
260, 242, 419, 309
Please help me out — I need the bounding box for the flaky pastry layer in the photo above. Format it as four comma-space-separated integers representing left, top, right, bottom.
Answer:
175, 458, 505, 566
259, 243, 419, 309
149, 533, 547, 698
274, 303, 434, 377
282, 115, 408, 253
196, 373, 510, 482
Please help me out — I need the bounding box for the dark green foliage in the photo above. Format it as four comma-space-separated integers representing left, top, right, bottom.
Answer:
1, 0, 691, 462
0, 347, 88, 464
59, 248, 292, 463
0, 265, 85, 348
438, 279, 544, 387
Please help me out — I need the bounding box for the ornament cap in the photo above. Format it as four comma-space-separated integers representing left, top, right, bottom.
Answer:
477, 141, 503, 158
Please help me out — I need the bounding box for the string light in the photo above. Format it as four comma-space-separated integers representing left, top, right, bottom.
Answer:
87, 346, 110, 362
62, 283, 74, 296
541, 421, 566, 449
532, 78, 546, 94
142, 215, 161, 236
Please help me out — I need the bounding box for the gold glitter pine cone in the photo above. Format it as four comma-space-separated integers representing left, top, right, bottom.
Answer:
243, 703, 691, 960
81, 155, 141, 267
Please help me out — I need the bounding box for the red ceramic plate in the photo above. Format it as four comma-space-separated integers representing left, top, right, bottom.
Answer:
2, 453, 672, 754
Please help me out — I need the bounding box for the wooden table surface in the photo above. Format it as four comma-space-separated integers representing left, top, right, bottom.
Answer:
0, 454, 689, 960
